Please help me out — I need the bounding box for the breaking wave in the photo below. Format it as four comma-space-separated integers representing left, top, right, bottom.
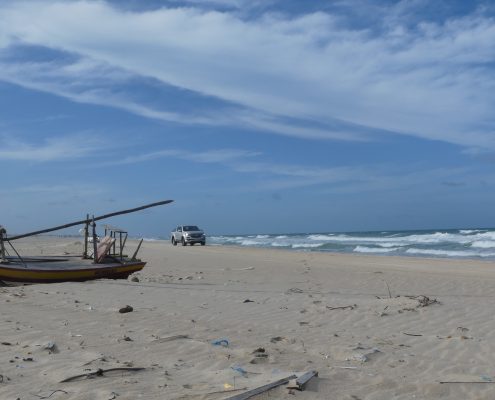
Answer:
209, 228, 495, 260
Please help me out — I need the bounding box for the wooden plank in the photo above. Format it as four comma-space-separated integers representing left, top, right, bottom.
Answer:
95, 236, 115, 263
226, 375, 296, 400
287, 370, 318, 390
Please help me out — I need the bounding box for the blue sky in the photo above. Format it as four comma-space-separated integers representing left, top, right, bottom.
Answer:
0, 0, 494, 237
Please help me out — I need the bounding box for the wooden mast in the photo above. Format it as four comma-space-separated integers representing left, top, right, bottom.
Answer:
0, 226, 6, 262
6, 200, 174, 241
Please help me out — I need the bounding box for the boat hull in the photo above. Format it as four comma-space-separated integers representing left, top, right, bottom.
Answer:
0, 259, 145, 283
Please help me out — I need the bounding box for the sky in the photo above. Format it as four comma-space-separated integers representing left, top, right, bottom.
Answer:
0, 0, 494, 237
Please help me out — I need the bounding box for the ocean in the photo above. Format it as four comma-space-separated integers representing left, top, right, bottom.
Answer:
208, 228, 495, 260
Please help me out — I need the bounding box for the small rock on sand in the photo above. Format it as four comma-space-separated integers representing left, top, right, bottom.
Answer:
119, 305, 133, 313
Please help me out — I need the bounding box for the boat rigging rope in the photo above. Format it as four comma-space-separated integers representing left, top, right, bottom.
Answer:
5, 240, 27, 267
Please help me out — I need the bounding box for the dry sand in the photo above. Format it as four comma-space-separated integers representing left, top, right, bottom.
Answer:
2, 237, 495, 399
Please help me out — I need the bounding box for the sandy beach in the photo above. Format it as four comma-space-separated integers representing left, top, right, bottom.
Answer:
1, 237, 495, 399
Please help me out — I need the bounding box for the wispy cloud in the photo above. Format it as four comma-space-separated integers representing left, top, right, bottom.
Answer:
0, 57, 364, 141
103, 144, 382, 191
0, 1, 494, 148
0, 134, 103, 162
107, 148, 261, 165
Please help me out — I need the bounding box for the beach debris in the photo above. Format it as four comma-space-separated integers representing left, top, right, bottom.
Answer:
32, 389, 68, 399
130, 276, 139, 282
348, 348, 381, 363
383, 280, 393, 298
226, 374, 297, 400
43, 341, 58, 354
351, 353, 369, 362
231, 366, 248, 377
243, 299, 254, 303
60, 367, 145, 383
44, 341, 56, 350
205, 387, 248, 395
250, 348, 269, 364
440, 380, 495, 384
327, 305, 356, 311
118, 305, 133, 313
287, 370, 318, 391
285, 288, 304, 294
270, 336, 285, 343
1, 342, 11, 346
403, 332, 423, 337
224, 383, 234, 389
153, 334, 189, 343
211, 338, 229, 347
108, 392, 119, 400
82, 355, 108, 366
406, 295, 439, 307
249, 358, 268, 365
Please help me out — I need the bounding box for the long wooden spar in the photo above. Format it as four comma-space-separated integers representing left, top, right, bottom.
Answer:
6, 200, 174, 241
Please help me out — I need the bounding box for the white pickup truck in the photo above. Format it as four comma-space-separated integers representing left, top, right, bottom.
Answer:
171, 225, 206, 246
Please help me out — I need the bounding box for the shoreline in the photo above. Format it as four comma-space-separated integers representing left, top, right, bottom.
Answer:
10, 234, 495, 264
7, 230, 495, 261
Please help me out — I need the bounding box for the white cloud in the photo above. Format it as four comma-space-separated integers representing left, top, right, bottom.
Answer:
0, 134, 103, 162
108, 148, 261, 165
0, 1, 494, 148
0, 58, 361, 140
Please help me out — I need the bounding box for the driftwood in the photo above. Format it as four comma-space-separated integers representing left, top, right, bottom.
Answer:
440, 381, 495, 384
287, 370, 318, 390
204, 387, 248, 396
226, 375, 297, 400
326, 305, 355, 310
403, 332, 423, 337
60, 367, 145, 383
406, 295, 439, 307
153, 334, 189, 343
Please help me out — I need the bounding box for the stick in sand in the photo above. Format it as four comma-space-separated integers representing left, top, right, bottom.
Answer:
226, 375, 297, 400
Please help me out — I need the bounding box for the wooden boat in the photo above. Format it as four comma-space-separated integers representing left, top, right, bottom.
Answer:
0, 200, 173, 284
0, 256, 146, 283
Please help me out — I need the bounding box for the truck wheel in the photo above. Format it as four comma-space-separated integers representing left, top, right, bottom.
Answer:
172, 237, 177, 246
201, 241, 205, 246
181, 237, 186, 246
190, 242, 195, 246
